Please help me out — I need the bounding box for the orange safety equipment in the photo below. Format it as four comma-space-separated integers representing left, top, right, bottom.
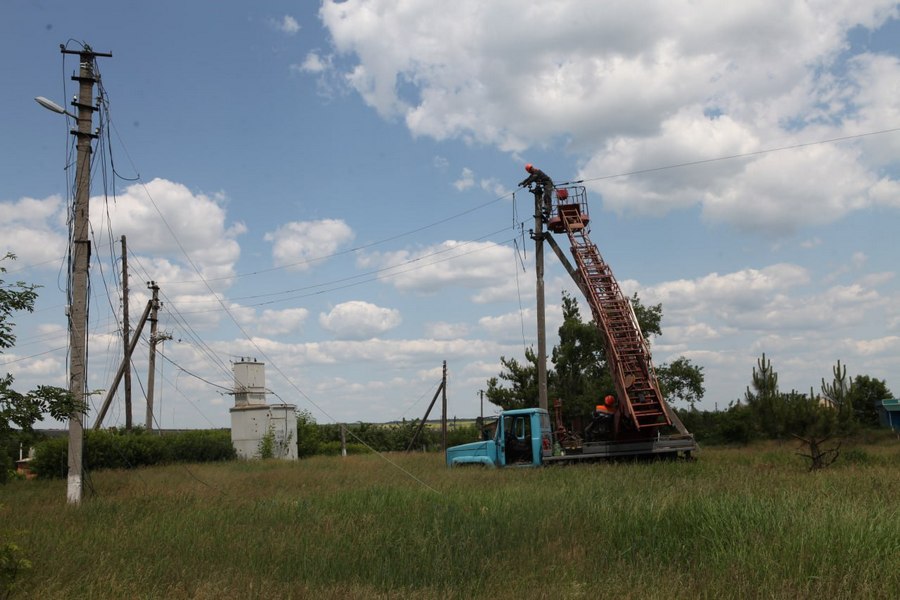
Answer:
556, 188, 569, 201
524, 163, 534, 173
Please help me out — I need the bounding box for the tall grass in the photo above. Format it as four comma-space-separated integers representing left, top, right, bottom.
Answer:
2, 442, 899, 599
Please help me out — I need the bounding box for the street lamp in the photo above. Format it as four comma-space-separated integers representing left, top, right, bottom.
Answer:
34, 95, 75, 118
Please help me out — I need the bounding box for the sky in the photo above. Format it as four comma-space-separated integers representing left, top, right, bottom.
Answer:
2, 0, 899, 430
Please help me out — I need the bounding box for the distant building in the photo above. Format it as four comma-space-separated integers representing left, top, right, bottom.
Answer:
876, 399, 900, 433
229, 358, 298, 460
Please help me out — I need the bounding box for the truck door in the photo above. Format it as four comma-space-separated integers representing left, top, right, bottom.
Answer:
502, 414, 533, 465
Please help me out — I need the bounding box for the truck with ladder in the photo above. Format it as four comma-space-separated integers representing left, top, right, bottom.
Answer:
447, 184, 696, 467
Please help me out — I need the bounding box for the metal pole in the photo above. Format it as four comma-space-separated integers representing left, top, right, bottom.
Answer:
532, 188, 548, 411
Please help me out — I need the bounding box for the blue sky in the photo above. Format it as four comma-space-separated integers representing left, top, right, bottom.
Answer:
2, 1, 899, 429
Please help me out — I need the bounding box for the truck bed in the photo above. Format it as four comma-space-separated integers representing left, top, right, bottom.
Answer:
544, 434, 697, 463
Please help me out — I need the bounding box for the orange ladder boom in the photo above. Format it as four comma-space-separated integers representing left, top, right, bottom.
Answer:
549, 193, 670, 431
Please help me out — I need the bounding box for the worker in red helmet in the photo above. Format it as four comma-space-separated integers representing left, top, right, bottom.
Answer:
518, 164, 555, 218
596, 395, 616, 414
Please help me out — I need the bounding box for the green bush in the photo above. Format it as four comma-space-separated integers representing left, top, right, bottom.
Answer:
316, 441, 368, 456
0, 453, 11, 485
30, 429, 235, 478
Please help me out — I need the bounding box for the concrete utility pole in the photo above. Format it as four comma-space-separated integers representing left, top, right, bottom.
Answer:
531, 188, 549, 412
441, 360, 448, 457
61, 44, 112, 505
145, 281, 161, 430
121, 235, 132, 429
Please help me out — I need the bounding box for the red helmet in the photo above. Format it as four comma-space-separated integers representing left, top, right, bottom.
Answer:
604, 395, 615, 407
524, 163, 534, 173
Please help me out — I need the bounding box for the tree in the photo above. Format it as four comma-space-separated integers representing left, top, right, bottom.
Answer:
1, 254, 81, 482
657, 357, 705, 408
486, 291, 686, 422
820, 360, 855, 433
848, 375, 892, 428
549, 292, 611, 420
295, 409, 320, 458
743, 353, 784, 438
786, 387, 841, 471
629, 293, 662, 340
484, 348, 539, 411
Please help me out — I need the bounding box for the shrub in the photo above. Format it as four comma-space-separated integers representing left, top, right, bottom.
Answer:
30, 429, 235, 478
316, 441, 368, 456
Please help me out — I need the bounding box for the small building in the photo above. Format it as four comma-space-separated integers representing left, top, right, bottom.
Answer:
877, 399, 900, 433
229, 358, 298, 460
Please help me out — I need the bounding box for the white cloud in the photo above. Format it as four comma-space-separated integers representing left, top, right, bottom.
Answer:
100, 178, 244, 284
454, 168, 475, 191
296, 52, 328, 73
319, 300, 402, 340
317, 0, 900, 235
425, 321, 470, 339
275, 15, 301, 34
359, 240, 519, 301
0, 195, 67, 265
257, 308, 310, 336
264, 219, 355, 271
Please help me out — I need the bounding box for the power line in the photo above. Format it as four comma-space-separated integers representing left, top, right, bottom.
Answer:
568, 126, 900, 185
0, 346, 68, 366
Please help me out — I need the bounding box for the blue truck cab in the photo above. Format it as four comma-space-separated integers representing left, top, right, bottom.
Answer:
446, 408, 553, 467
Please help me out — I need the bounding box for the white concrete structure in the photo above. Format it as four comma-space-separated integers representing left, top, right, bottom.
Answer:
229, 359, 298, 460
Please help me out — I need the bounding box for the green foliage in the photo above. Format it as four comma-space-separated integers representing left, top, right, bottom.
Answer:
657, 357, 705, 408
0, 254, 37, 351
29, 429, 235, 478
296, 410, 320, 458
311, 419, 476, 455
550, 292, 612, 420
743, 353, 786, 438
484, 348, 538, 412
315, 441, 368, 456
629, 292, 663, 339
676, 403, 758, 445
821, 360, 856, 433
848, 374, 892, 427
486, 292, 690, 422
1, 254, 84, 482
0, 540, 31, 600
258, 427, 275, 459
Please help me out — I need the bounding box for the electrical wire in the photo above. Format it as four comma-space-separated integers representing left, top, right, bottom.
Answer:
563, 126, 900, 186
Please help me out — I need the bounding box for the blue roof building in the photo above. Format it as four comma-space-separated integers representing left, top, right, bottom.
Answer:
876, 399, 900, 432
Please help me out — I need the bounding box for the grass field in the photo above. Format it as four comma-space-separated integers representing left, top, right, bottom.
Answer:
2, 439, 899, 599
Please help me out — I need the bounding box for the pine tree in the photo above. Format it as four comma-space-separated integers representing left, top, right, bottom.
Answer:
744, 353, 784, 438
821, 360, 856, 433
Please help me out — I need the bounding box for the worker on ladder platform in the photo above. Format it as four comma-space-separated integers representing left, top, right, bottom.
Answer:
519, 164, 554, 218
585, 395, 617, 440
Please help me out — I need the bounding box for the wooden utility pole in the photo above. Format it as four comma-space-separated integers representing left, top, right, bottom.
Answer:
145, 282, 161, 430
531, 188, 549, 411
121, 235, 132, 430
93, 297, 153, 429
61, 44, 112, 505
